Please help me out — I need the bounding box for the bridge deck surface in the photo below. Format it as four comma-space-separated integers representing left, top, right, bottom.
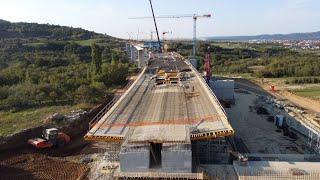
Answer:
86, 54, 233, 142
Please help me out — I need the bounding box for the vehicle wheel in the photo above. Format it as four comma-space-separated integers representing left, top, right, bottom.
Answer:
57, 139, 66, 148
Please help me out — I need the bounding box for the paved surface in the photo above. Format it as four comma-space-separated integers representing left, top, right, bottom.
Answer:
234, 161, 320, 179
200, 164, 237, 180
86, 53, 234, 143
226, 91, 308, 154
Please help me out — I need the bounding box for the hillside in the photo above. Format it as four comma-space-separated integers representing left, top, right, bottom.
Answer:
207, 31, 320, 41
0, 20, 132, 136
169, 41, 320, 78
0, 19, 108, 40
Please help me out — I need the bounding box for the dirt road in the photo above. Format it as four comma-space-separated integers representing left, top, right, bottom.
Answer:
277, 91, 320, 113
235, 78, 320, 113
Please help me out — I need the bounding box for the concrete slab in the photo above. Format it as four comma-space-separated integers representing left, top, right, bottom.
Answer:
128, 125, 190, 143
86, 53, 234, 143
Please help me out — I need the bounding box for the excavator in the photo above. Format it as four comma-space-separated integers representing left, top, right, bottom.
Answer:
28, 128, 70, 149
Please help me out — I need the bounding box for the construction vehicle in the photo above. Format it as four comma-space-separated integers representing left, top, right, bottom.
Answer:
28, 128, 70, 149
238, 153, 249, 166
230, 151, 248, 166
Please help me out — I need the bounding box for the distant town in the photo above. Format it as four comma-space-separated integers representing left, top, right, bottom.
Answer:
249, 39, 320, 50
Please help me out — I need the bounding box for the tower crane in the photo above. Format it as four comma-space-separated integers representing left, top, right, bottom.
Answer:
150, 31, 156, 41
162, 31, 172, 53
162, 31, 172, 41
129, 14, 211, 58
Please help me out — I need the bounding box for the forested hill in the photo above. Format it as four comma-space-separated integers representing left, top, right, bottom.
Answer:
0, 19, 131, 115
207, 31, 320, 41
0, 19, 110, 40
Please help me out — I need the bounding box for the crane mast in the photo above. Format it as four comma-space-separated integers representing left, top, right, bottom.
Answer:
129, 14, 211, 58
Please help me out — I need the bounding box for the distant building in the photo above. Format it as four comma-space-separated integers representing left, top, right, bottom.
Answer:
126, 43, 148, 68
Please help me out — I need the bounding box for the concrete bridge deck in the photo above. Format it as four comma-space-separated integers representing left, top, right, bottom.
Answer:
85, 53, 234, 143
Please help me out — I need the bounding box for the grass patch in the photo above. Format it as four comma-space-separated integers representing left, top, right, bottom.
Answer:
291, 87, 320, 100
0, 103, 93, 137
213, 72, 254, 79
23, 42, 46, 47
72, 39, 101, 46
284, 77, 320, 84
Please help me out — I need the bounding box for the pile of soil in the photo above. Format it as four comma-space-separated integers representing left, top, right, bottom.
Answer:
0, 153, 88, 180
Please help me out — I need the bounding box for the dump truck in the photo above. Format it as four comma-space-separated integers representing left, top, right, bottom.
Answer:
28, 128, 70, 149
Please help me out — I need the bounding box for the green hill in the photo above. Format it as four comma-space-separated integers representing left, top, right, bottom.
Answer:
0, 19, 106, 40
0, 20, 132, 136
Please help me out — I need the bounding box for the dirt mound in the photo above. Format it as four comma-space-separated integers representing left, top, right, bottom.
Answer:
0, 153, 88, 180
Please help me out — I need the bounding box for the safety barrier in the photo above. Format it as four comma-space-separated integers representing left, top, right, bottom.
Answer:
191, 130, 234, 141
84, 134, 124, 142
114, 171, 205, 179
88, 68, 145, 130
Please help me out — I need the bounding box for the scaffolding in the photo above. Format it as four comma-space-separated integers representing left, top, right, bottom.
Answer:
192, 138, 230, 165
104, 142, 122, 162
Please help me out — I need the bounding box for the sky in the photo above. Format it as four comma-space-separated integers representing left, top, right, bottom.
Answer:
0, 0, 320, 39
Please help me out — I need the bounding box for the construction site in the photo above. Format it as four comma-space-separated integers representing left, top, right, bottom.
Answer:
1, 1, 320, 180
1, 46, 320, 179
83, 51, 234, 178
81, 47, 320, 179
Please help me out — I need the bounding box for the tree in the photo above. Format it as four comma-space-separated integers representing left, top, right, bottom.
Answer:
91, 43, 102, 75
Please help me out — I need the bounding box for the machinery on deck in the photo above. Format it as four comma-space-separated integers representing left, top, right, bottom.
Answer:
28, 128, 70, 149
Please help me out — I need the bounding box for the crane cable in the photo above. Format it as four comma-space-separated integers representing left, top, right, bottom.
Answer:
148, 0, 162, 53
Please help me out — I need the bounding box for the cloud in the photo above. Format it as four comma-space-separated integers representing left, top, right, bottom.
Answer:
286, 0, 314, 9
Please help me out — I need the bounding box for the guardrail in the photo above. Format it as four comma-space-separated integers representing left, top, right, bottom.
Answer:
184, 59, 227, 115
88, 98, 117, 130
88, 69, 143, 130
